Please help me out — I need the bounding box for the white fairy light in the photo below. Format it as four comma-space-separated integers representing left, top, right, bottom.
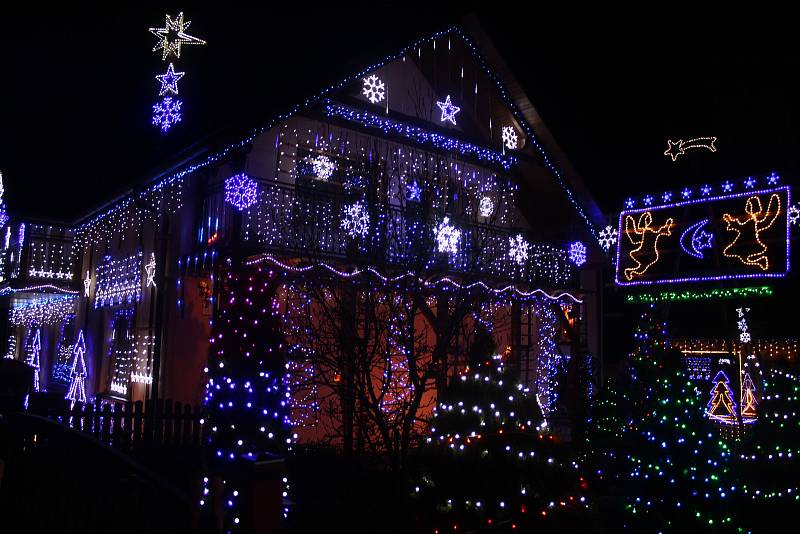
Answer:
508, 234, 530, 265
311, 155, 336, 181
340, 201, 370, 238
479, 196, 494, 218
434, 217, 461, 255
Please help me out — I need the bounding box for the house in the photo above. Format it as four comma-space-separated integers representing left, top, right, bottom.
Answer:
0, 18, 606, 450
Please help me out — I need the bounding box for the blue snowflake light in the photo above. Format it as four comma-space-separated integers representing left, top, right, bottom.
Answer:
225, 173, 259, 211
568, 241, 587, 267
152, 96, 182, 132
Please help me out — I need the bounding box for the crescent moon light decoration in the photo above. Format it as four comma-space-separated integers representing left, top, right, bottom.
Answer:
680, 218, 714, 259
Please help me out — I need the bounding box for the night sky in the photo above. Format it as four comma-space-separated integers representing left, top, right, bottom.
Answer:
2, 8, 799, 222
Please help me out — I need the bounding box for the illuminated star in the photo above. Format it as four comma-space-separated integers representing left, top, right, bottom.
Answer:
681, 187, 692, 199
663, 140, 684, 161
767, 172, 780, 185
700, 184, 712, 196
722, 180, 734, 192
692, 230, 713, 252
662, 191, 672, 203
155, 63, 185, 96
624, 198, 635, 209
436, 95, 461, 125
150, 12, 206, 61
743, 176, 756, 189
643, 195, 653, 206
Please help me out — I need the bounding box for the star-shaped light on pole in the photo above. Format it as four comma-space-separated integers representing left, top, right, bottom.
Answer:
149, 12, 206, 61
155, 63, 185, 96
436, 95, 461, 125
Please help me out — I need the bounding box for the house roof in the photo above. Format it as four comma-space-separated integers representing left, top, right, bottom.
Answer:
71, 18, 604, 245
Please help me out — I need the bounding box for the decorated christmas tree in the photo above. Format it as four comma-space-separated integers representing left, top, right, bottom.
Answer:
202, 265, 292, 530
707, 370, 738, 425
413, 337, 590, 532
65, 330, 88, 406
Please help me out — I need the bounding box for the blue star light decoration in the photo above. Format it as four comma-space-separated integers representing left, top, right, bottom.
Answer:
224, 173, 259, 211
152, 97, 182, 132
149, 12, 206, 61
767, 172, 780, 185
643, 195, 653, 206
624, 197, 635, 209
692, 230, 714, 254
681, 187, 692, 199
662, 191, 672, 203
436, 95, 461, 125
156, 63, 185, 96
722, 180, 734, 192
406, 180, 422, 202
744, 176, 756, 189
700, 184, 712, 196
568, 241, 587, 267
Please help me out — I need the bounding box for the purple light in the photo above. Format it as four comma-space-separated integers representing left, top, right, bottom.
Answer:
681, 187, 692, 199
643, 195, 653, 206
767, 172, 780, 185
722, 180, 734, 192
224, 173, 259, 211
700, 184, 712, 196
625, 198, 635, 209
568, 241, 587, 267
152, 96, 182, 132
615, 185, 791, 286
744, 176, 756, 189
662, 191, 672, 203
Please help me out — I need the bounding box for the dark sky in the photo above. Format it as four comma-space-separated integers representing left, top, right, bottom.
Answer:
2, 7, 799, 222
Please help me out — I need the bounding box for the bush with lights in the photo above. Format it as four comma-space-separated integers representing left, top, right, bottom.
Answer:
201, 266, 293, 531
412, 333, 590, 532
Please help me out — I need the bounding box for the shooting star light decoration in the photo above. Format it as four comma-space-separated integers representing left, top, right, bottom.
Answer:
664, 137, 717, 161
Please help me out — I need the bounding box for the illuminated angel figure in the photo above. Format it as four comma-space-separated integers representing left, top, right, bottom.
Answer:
623, 211, 673, 281
722, 193, 781, 271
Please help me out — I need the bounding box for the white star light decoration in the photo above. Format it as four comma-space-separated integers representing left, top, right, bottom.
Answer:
598, 225, 618, 252
501, 126, 518, 150
406, 180, 422, 202
434, 217, 461, 255
224, 173, 259, 211
152, 97, 182, 132
508, 234, 530, 265
341, 201, 370, 238
478, 196, 494, 218
568, 241, 587, 266
436, 95, 460, 125
362, 74, 385, 104
311, 155, 336, 181
149, 12, 206, 61
155, 63, 185, 96
145, 253, 157, 288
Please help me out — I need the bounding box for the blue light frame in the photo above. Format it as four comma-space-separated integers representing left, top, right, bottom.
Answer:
614, 185, 791, 286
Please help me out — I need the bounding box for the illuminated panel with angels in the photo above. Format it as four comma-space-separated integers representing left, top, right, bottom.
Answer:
615, 185, 791, 286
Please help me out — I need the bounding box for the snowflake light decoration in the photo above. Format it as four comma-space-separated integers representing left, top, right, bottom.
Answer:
362, 74, 385, 104
568, 241, 587, 266
740, 331, 751, 343
436, 95, 460, 125
789, 204, 800, 226
598, 225, 618, 252
224, 173, 259, 211
311, 155, 336, 181
434, 217, 461, 255
152, 96, 182, 132
501, 126, 518, 150
508, 234, 530, 265
340, 201, 370, 238
478, 196, 494, 218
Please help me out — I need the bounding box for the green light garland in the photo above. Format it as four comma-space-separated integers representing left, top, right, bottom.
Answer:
625, 286, 774, 304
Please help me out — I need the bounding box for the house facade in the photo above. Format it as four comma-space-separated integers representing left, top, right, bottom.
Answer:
1, 22, 606, 447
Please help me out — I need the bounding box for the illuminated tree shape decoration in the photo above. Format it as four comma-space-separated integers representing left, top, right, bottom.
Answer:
722, 193, 781, 271
434, 217, 461, 255
224, 173, 259, 211
66, 330, 88, 406
707, 370, 737, 425
340, 201, 370, 238
155, 63, 185, 96
152, 96, 183, 132
27, 329, 41, 392
436, 95, 460, 125
598, 225, 618, 252
310, 155, 336, 180
508, 234, 530, 265
740, 372, 757, 423
4, 334, 16, 359
623, 212, 673, 280
568, 241, 587, 267
478, 196, 494, 218
149, 12, 206, 61
361, 74, 385, 104
501, 126, 518, 149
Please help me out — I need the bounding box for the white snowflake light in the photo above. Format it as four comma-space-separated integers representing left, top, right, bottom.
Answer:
501, 126, 518, 150
789, 204, 800, 226
478, 196, 494, 218
224, 173, 259, 211
598, 225, 618, 252
508, 234, 530, 266
434, 217, 461, 255
340, 201, 370, 238
362, 74, 385, 104
740, 331, 751, 343
311, 155, 336, 181
568, 241, 587, 266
